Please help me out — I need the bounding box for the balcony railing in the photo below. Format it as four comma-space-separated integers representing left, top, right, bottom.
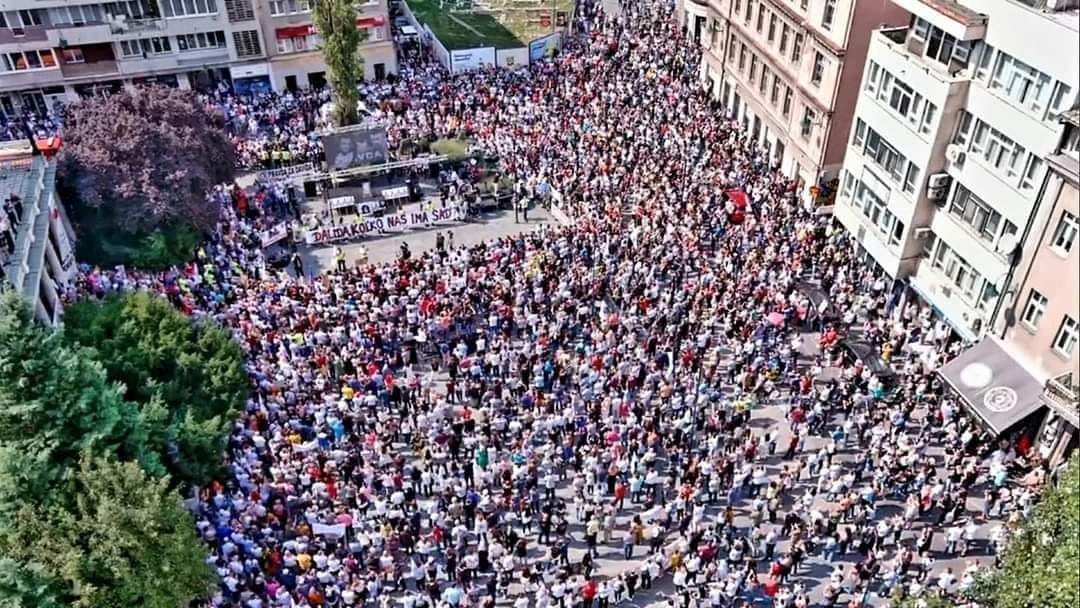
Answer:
879, 26, 908, 45
108, 17, 166, 34
1044, 371, 1080, 424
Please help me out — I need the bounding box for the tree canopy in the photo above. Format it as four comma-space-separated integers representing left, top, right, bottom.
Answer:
971, 457, 1080, 608
314, 0, 365, 127
0, 291, 215, 607
63, 291, 247, 486
0, 454, 214, 608
0, 291, 139, 505
58, 85, 234, 266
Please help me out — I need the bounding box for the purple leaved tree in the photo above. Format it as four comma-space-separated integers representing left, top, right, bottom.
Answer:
58, 85, 236, 235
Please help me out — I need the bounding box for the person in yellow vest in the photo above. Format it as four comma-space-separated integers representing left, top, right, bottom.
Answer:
281, 148, 292, 165
271, 148, 283, 168
424, 199, 435, 227
334, 246, 346, 272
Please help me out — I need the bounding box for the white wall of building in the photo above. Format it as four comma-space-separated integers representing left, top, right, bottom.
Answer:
837, 0, 1079, 341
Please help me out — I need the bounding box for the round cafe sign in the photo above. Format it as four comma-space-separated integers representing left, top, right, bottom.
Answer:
984, 386, 1018, 413
959, 363, 993, 389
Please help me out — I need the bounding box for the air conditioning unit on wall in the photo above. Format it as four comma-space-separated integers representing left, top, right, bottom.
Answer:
946, 144, 966, 166
928, 173, 951, 189
927, 172, 951, 202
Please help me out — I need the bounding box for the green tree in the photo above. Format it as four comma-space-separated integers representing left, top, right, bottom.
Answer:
0, 454, 214, 608
971, 457, 1080, 608
313, 0, 366, 126
0, 558, 66, 608
63, 291, 247, 486
0, 291, 145, 506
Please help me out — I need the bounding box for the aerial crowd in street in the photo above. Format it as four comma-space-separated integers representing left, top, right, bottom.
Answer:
64, 1, 1059, 608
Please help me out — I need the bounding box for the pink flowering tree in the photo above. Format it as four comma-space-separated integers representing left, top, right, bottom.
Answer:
58, 86, 234, 264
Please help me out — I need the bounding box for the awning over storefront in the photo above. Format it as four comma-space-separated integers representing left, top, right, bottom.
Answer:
937, 337, 1045, 435
275, 17, 385, 39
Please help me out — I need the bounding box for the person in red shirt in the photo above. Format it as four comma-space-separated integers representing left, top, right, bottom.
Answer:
581, 579, 597, 607
614, 481, 628, 511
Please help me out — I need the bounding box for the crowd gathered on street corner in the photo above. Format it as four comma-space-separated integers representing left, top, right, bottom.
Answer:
54, 1, 1067, 608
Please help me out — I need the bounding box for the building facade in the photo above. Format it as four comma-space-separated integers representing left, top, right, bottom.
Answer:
0, 146, 77, 325
0, 0, 397, 116
833, 0, 1079, 341
1002, 109, 1079, 466
679, 0, 909, 207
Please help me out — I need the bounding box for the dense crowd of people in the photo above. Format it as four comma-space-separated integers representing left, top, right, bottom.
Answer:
66, 1, 1058, 608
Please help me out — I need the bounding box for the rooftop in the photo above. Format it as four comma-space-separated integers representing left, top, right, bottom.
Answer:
1011, 0, 1080, 30
919, 0, 987, 25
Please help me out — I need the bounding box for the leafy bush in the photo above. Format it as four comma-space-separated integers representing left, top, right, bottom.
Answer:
430, 137, 471, 161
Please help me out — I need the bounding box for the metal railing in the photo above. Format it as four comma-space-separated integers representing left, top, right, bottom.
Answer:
108, 17, 166, 34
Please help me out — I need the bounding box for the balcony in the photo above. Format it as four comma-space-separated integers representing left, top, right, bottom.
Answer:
890, 0, 987, 41
880, 26, 907, 45
873, 26, 970, 84
58, 44, 120, 79
1043, 371, 1080, 427
107, 16, 167, 34
59, 59, 119, 78
46, 23, 113, 47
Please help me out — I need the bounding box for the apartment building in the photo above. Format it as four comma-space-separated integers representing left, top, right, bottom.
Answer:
679, 0, 909, 208
0, 144, 77, 326
834, 0, 1079, 342
0, 0, 397, 117
1001, 109, 1079, 465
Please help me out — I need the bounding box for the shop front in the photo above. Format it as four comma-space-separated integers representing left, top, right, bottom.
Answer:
938, 337, 1047, 457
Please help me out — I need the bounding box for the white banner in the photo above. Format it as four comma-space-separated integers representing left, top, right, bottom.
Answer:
306, 206, 459, 245
259, 222, 290, 248
312, 523, 348, 537
451, 47, 496, 73
255, 162, 320, 183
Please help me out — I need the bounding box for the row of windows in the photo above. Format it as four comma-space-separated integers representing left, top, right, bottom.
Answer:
864, 61, 938, 136
852, 176, 906, 248
45, 3, 155, 27
738, 0, 835, 35
269, 0, 311, 16
728, 35, 794, 121
972, 42, 1074, 121
910, 17, 972, 70
947, 184, 1018, 250
161, 0, 218, 18
954, 111, 1045, 192
930, 240, 996, 309
276, 33, 319, 54
733, 0, 806, 67
852, 119, 920, 194
119, 31, 226, 57
1021, 293, 1079, 358
0, 9, 44, 29
0, 49, 56, 72
1013, 213, 1078, 357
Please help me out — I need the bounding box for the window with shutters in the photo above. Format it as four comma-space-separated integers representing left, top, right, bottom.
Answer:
232, 29, 262, 57
224, 0, 254, 21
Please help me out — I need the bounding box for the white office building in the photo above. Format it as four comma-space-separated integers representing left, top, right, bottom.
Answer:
834, 0, 1079, 341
